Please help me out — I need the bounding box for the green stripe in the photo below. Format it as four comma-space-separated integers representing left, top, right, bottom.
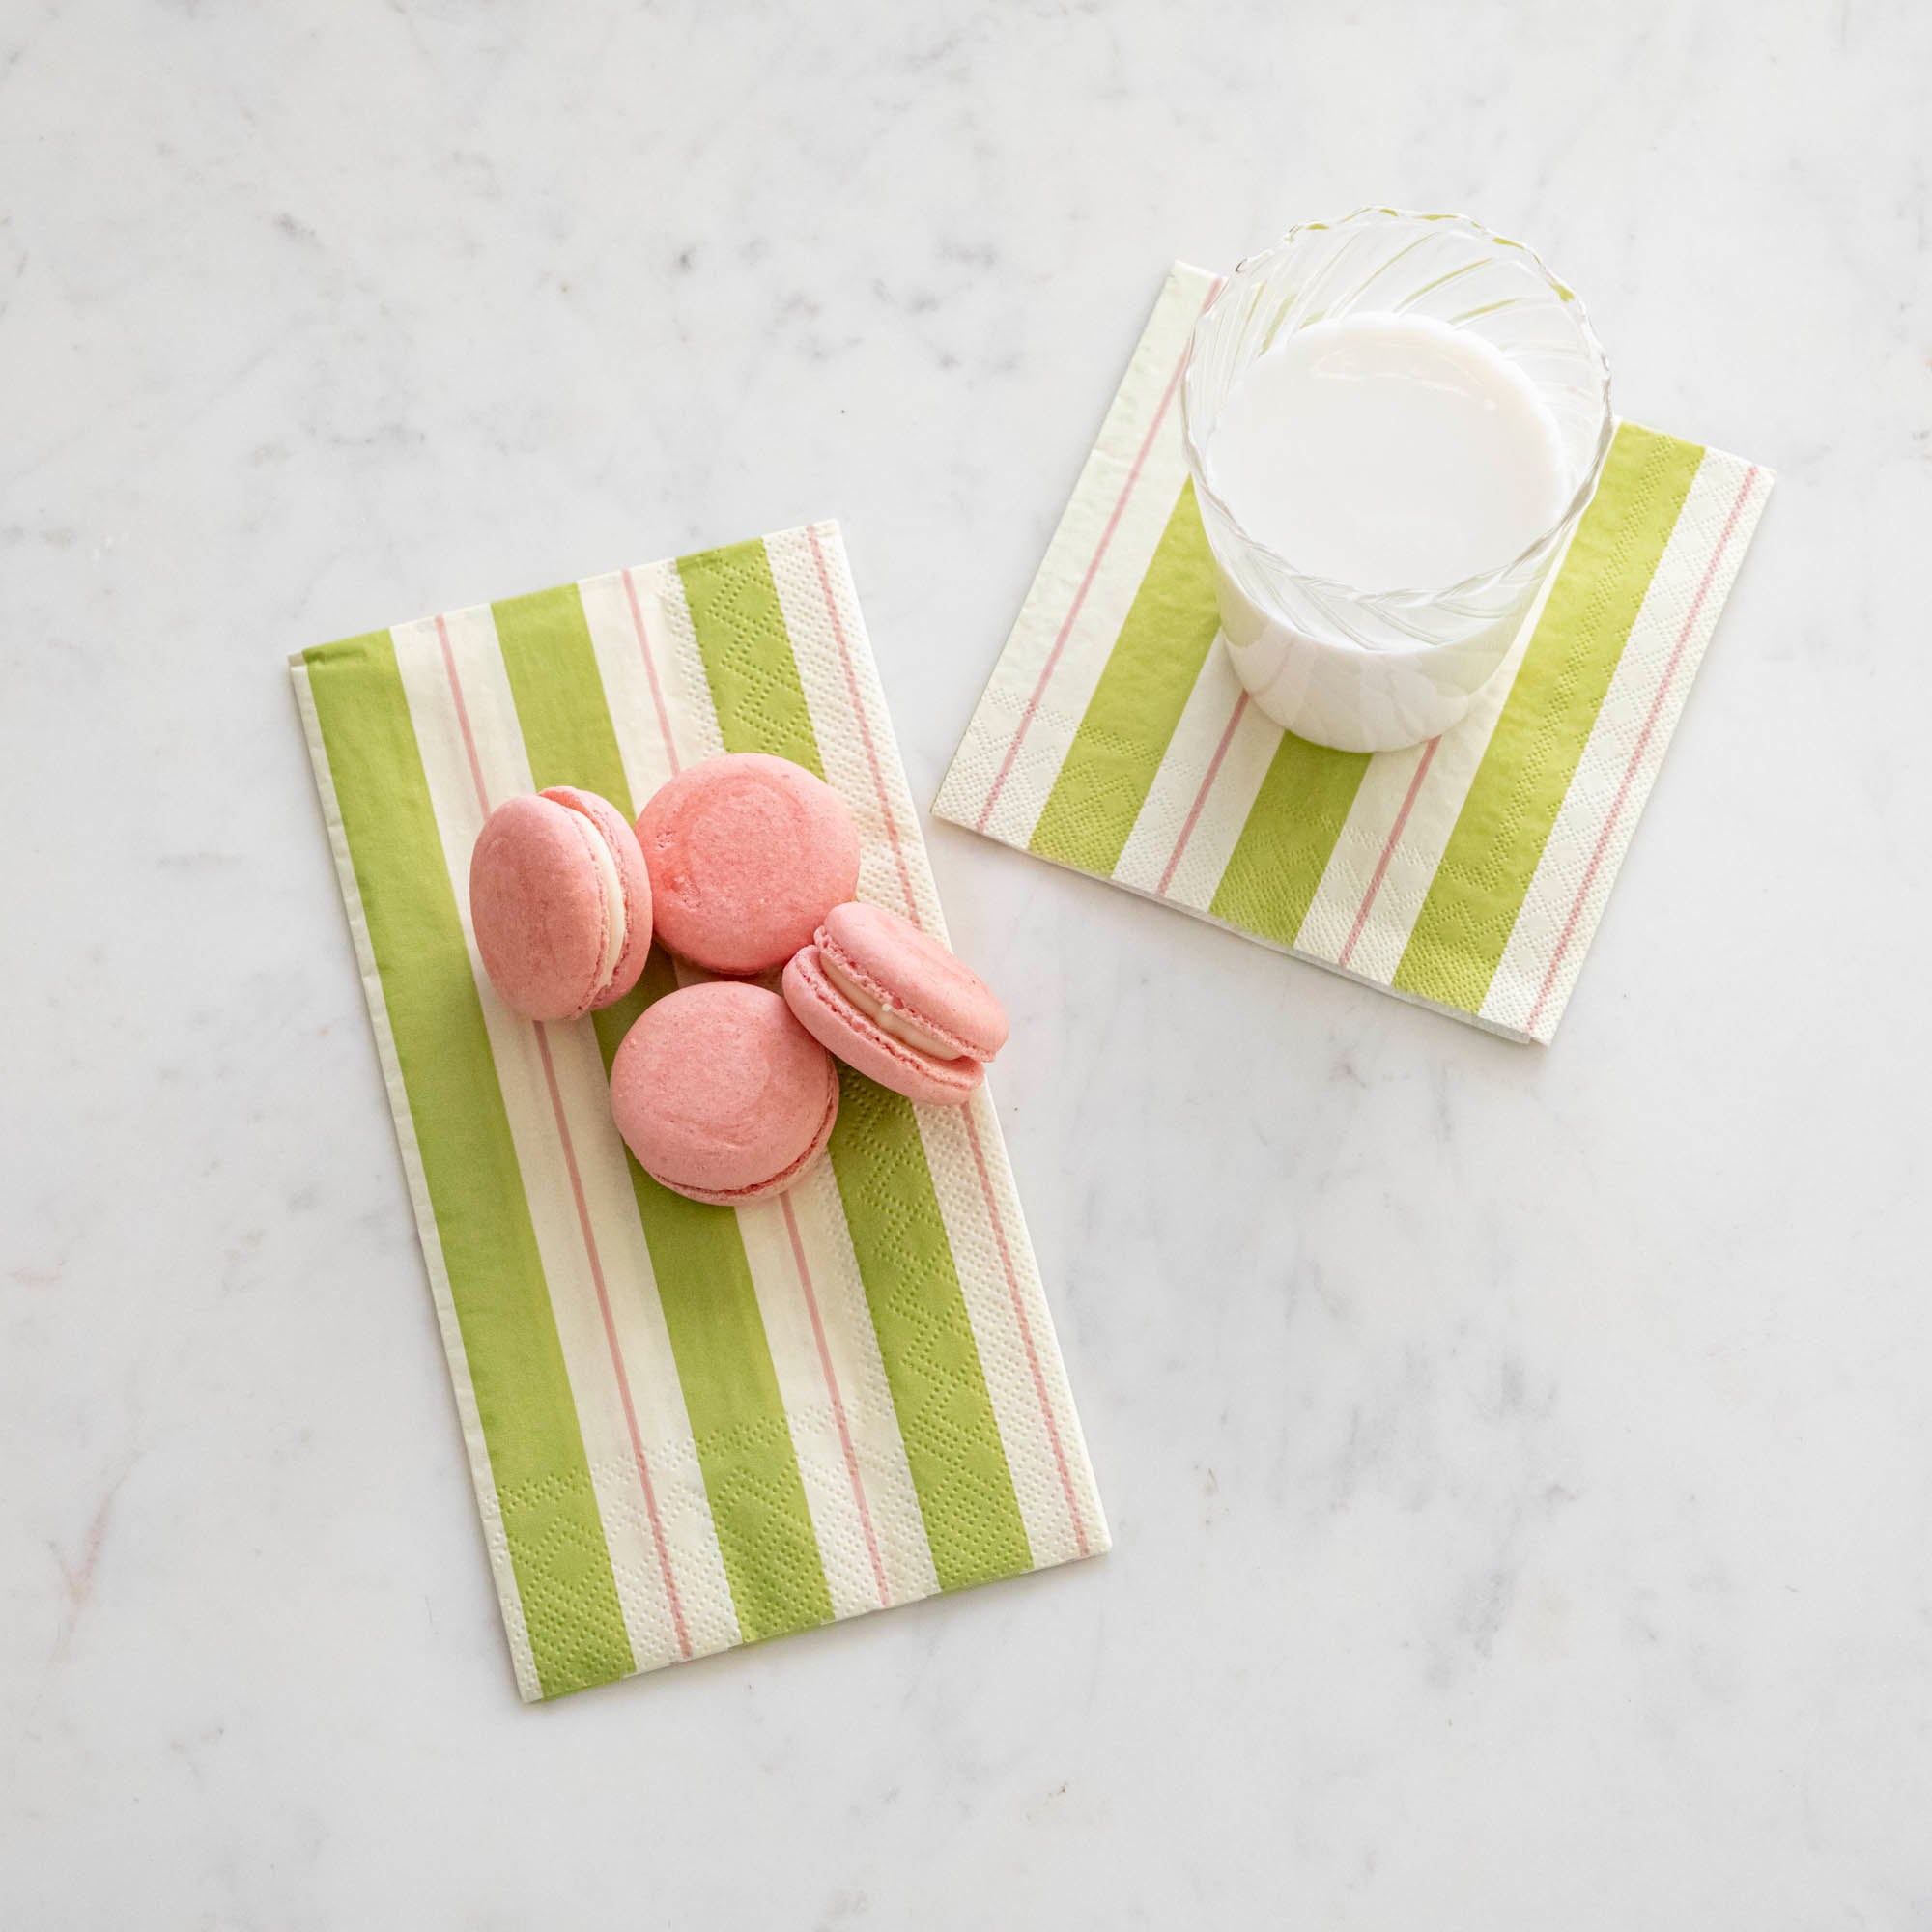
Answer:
1029, 479, 1225, 876
676, 540, 825, 774
1209, 732, 1372, 945
491, 585, 634, 811
679, 553, 1032, 1584
1392, 423, 1704, 1012
492, 584, 836, 1644
301, 633, 633, 1700
828, 1071, 1034, 1588
595, 958, 836, 1641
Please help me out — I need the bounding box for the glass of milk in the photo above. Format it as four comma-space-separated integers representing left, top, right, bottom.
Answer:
1181, 210, 1612, 753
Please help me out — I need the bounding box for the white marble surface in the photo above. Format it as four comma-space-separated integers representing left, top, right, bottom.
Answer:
5, 1, 1930, 1923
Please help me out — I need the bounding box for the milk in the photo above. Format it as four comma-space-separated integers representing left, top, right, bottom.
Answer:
1201, 313, 1571, 595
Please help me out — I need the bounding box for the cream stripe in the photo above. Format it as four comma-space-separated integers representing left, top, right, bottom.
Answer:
575, 567, 687, 805
1291, 529, 1572, 981
1113, 637, 1258, 901
766, 524, 938, 927
537, 990, 743, 1660
1292, 735, 1434, 962
1482, 453, 1771, 1038
621, 558, 726, 769
1140, 655, 1284, 916
916, 1094, 1108, 1567
635, 559, 727, 765
733, 1196, 883, 1622
934, 264, 1211, 849
774, 1161, 942, 1604
735, 1176, 940, 1617
293, 657, 543, 1705
391, 608, 739, 1669
780, 520, 950, 937
557, 570, 781, 1649
757, 525, 954, 1602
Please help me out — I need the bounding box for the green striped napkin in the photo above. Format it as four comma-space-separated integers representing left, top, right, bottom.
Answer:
293, 525, 1105, 1701
936, 263, 1773, 1042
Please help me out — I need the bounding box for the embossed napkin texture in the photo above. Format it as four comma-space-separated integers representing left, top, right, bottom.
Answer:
295, 524, 1105, 1700
937, 263, 1773, 1042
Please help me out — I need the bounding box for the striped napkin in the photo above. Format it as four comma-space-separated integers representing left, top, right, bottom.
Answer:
293, 525, 1105, 1701
936, 264, 1773, 1042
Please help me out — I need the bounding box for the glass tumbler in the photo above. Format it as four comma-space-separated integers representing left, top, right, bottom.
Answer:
1180, 209, 1613, 753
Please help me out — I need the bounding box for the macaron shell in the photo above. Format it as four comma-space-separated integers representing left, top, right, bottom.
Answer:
782, 945, 986, 1107
469, 793, 621, 1022
636, 753, 861, 976
610, 981, 840, 1202
543, 786, 652, 1007
651, 1082, 838, 1207
816, 900, 1009, 1062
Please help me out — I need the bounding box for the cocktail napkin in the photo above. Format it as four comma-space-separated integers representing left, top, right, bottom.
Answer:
936, 263, 1773, 1042
294, 524, 1106, 1700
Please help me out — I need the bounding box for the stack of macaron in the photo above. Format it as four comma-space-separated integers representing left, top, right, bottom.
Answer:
468, 753, 1007, 1207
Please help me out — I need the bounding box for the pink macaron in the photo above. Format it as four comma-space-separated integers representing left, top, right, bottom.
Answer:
469, 787, 653, 1022
611, 981, 839, 1206
636, 753, 861, 977
781, 901, 1008, 1107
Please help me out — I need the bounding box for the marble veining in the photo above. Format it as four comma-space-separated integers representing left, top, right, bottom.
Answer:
4, 0, 1931, 1925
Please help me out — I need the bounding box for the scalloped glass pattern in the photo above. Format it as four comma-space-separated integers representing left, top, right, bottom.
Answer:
1181, 209, 1613, 656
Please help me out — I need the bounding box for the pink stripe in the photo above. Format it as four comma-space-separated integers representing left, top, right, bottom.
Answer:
1154, 691, 1249, 896
780, 1192, 890, 1609
961, 1108, 1089, 1558
805, 523, 920, 923
975, 276, 1225, 836
436, 626, 693, 1661
1523, 464, 1762, 1037
436, 614, 492, 816
620, 567, 682, 781
1336, 736, 1441, 970
533, 1027, 692, 1659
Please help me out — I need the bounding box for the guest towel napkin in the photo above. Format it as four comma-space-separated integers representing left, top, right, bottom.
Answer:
936, 264, 1773, 1043
293, 525, 1106, 1701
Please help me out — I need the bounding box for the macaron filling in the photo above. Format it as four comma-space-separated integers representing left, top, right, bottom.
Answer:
818, 952, 964, 1061
576, 812, 629, 992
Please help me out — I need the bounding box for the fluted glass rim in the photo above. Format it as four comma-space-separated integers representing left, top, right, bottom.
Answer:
1180, 208, 1614, 610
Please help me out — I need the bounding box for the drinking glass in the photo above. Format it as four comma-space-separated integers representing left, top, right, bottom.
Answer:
1180, 209, 1613, 753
